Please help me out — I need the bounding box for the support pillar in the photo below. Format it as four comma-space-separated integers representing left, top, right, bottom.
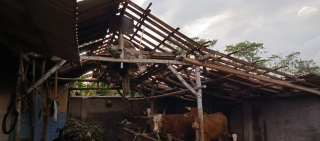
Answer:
196, 66, 204, 141
119, 34, 124, 68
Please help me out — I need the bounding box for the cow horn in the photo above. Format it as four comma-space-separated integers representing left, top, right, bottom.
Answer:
163, 110, 165, 115
185, 107, 191, 111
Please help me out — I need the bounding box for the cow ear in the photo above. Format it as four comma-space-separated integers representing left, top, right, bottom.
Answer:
203, 112, 207, 115
185, 107, 191, 111
143, 109, 147, 114
153, 109, 158, 114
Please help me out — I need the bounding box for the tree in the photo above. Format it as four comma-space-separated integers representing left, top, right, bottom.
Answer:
267, 52, 320, 75
224, 40, 320, 75
225, 41, 267, 66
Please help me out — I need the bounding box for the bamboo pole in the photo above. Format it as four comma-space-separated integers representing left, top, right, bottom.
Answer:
128, 86, 205, 100
150, 84, 155, 116
183, 57, 320, 95
69, 87, 115, 90
27, 60, 67, 94
55, 68, 58, 98
49, 77, 100, 82
39, 59, 46, 91
167, 65, 199, 96
196, 66, 204, 141
14, 50, 23, 141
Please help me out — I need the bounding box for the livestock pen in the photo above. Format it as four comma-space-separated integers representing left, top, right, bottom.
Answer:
1, 0, 320, 141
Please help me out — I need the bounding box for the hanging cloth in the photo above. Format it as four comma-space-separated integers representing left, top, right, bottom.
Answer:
53, 100, 58, 122
32, 87, 44, 126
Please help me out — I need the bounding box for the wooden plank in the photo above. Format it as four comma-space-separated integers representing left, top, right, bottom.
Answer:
80, 55, 191, 65
69, 87, 114, 90
49, 77, 100, 82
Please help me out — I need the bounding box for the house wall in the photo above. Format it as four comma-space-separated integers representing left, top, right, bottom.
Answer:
243, 95, 320, 141
68, 96, 161, 141
0, 73, 17, 141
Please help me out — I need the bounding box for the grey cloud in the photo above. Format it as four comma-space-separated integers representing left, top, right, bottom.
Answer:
132, 0, 320, 65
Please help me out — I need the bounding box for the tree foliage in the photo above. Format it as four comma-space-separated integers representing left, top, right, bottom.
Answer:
225, 41, 267, 65
72, 73, 141, 96
224, 40, 320, 75
267, 52, 320, 75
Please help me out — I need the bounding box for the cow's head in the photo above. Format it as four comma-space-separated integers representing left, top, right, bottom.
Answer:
184, 107, 200, 130
142, 109, 158, 115
150, 110, 165, 133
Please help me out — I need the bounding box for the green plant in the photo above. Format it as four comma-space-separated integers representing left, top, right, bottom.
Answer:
65, 118, 104, 141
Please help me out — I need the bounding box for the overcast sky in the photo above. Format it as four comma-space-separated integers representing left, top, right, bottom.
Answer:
132, 0, 320, 65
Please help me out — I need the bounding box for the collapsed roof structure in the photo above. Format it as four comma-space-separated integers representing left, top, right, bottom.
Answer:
1, 0, 320, 102
1, 0, 320, 140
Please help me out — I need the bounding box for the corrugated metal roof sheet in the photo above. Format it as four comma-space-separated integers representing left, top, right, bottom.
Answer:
24, 0, 80, 64
76, 0, 120, 45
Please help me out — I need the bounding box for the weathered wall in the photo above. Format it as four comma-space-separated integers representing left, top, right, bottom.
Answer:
243, 95, 320, 141
0, 73, 16, 141
0, 53, 18, 141
69, 96, 153, 141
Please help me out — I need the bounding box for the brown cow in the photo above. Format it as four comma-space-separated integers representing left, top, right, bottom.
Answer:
146, 111, 194, 140
184, 107, 229, 141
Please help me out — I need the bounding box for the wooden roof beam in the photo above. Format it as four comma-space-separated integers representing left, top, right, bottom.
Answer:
125, 6, 199, 55
183, 57, 320, 95
130, 3, 152, 41
154, 27, 180, 51
128, 1, 205, 55
80, 56, 191, 65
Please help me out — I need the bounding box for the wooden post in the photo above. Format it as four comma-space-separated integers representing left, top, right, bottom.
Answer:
119, 34, 124, 68
167, 134, 172, 141
55, 68, 58, 98
32, 58, 36, 141
14, 50, 23, 141
150, 84, 155, 116
196, 66, 204, 141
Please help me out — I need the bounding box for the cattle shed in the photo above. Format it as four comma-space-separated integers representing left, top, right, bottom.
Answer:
0, 0, 320, 141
